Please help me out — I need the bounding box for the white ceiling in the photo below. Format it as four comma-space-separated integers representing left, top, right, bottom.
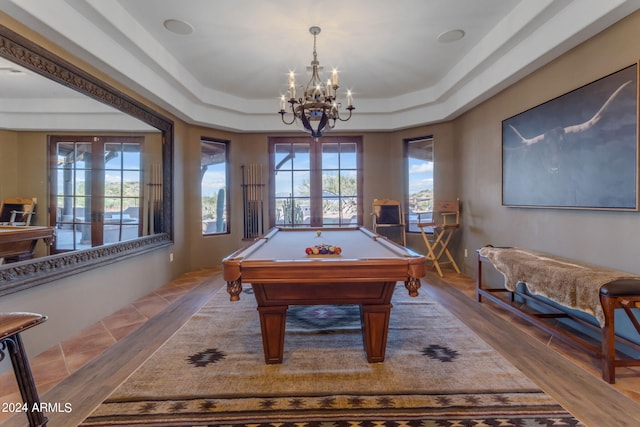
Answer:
2, 0, 640, 133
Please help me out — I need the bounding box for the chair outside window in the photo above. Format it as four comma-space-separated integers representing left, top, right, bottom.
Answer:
417, 199, 461, 277
0, 198, 37, 226
372, 198, 406, 246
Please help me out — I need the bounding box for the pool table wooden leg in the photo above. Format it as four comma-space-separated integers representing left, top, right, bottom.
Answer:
257, 305, 288, 364
360, 303, 392, 363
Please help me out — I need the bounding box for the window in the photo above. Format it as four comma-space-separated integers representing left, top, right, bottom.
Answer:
50, 135, 143, 252
405, 136, 434, 233
270, 136, 362, 227
200, 138, 229, 235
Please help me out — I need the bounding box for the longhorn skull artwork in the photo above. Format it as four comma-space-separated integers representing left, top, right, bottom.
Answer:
502, 64, 637, 209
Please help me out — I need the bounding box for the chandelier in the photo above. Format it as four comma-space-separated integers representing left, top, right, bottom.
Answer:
279, 26, 354, 138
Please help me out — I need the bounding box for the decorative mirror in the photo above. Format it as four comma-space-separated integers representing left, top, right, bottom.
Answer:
0, 24, 173, 296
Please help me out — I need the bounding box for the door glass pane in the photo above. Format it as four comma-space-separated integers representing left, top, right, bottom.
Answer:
276, 196, 307, 226
322, 198, 340, 225
104, 171, 122, 197
322, 143, 339, 168
73, 143, 92, 170
274, 171, 292, 198
292, 144, 310, 169
340, 170, 357, 197
292, 171, 310, 197
322, 170, 340, 198
104, 198, 122, 217
274, 144, 294, 170
121, 197, 140, 224
122, 170, 141, 195
104, 143, 122, 169
122, 144, 141, 169
340, 143, 357, 169
341, 197, 358, 225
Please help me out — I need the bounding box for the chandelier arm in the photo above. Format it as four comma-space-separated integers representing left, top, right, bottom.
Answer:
280, 112, 297, 125
335, 107, 354, 122
280, 101, 298, 125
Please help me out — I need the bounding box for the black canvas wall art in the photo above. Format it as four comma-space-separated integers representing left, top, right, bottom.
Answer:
502, 64, 638, 210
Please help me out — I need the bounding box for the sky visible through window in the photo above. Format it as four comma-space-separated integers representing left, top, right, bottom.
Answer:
408, 157, 433, 196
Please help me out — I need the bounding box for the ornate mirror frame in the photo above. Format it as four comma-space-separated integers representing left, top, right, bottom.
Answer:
0, 24, 174, 296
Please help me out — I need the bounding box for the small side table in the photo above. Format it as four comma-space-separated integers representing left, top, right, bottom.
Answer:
0, 312, 48, 427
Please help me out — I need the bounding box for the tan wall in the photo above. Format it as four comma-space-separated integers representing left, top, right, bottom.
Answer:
0, 129, 19, 199
456, 10, 640, 277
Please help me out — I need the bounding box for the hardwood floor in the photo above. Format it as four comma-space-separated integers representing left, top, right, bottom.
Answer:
2, 268, 640, 426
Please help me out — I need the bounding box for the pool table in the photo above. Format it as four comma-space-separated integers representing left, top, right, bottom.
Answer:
222, 227, 425, 364
0, 226, 54, 264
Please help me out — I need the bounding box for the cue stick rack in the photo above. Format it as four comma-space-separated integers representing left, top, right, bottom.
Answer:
242, 164, 265, 239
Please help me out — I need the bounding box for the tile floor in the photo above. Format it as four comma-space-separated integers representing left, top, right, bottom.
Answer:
0, 268, 217, 424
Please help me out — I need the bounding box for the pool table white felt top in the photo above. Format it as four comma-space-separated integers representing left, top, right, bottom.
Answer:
236, 227, 417, 261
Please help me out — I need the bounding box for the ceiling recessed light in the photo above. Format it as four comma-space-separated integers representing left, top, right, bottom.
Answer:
163, 19, 194, 35
437, 29, 465, 43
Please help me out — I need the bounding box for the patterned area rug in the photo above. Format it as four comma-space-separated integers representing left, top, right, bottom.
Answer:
80, 282, 583, 426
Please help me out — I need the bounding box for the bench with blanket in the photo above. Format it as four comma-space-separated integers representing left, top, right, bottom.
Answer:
477, 246, 640, 383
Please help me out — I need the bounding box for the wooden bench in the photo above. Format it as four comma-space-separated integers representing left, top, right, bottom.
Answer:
476, 246, 640, 384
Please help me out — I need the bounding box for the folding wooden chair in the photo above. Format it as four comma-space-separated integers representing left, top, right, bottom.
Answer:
371, 199, 406, 246
417, 199, 461, 277
0, 198, 37, 226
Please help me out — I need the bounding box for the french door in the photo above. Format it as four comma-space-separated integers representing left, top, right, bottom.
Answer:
49, 136, 143, 252
269, 136, 363, 228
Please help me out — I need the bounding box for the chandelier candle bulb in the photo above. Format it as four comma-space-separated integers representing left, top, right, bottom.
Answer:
280, 95, 286, 111
332, 68, 338, 86
347, 90, 353, 107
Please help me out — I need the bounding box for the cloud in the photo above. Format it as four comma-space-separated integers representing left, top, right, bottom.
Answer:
410, 162, 433, 173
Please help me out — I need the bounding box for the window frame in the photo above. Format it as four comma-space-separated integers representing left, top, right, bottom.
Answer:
268, 136, 363, 228
200, 137, 231, 236
404, 135, 435, 234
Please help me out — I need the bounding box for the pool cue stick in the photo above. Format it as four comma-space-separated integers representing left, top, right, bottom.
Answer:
259, 163, 264, 234
152, 164, 158, 233
147, 167, 151, 235
252, 164, 257, 237
158, 163, 163, 231
252, 164, 258, 237
242, 164, 247, 238
247, 164, 252, 237
248, 164, 253, 237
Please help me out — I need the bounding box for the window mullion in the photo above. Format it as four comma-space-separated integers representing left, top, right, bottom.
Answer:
309, 141, 323, 227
